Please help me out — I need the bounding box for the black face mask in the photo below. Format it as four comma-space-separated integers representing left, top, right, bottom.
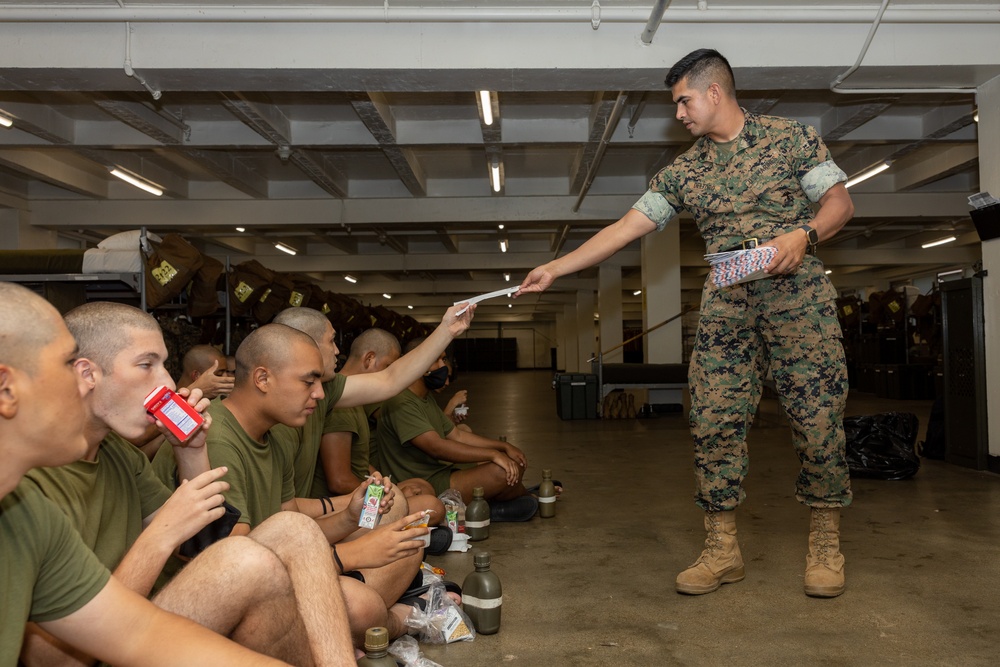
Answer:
422, 366, 450, 391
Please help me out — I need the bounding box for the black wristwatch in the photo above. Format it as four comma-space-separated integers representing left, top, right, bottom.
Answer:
799, 224, 819, 246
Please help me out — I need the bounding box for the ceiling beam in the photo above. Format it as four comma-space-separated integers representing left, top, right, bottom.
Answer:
570, 91, 621, 193
822, 100, 896, 141
349, 92, 426, 197
92, 94, 188, 145
435, 227, 459, 254
171, 147, 269, 198
894, 144, 979, 191
0, 149, 107, 198
0, 98, 74, 144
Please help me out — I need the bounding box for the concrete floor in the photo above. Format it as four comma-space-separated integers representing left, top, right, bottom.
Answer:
416, 370, 1000, 667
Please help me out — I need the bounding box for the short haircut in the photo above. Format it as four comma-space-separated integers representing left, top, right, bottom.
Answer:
64, 301, 160, 372
234, 323, 318, 387
0, 282, 60, 374
402, 336, 425, 355
182, 344, 225, 376
273, 307, 330, 344
665, 48, 736, 97
347, 328, 400, 362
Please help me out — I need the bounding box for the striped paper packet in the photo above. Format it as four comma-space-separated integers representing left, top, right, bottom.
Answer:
710, 246, 778, 288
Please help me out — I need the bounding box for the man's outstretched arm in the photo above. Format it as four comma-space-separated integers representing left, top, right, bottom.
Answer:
517, 208, 657, 295
338, 303, 474, 408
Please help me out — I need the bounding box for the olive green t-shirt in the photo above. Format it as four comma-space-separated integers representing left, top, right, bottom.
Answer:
314, 403, 371, 496
271, 374, 347, 499
25, 433, 173, 571
375, 388, 456, 496
1, 481, 111, 664
154, 399, 294, 529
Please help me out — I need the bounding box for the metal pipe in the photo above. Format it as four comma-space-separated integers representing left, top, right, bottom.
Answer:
640, 0, 670, 45
1, 5, 998, 24
831, 0, 977, 95
572, 91, 628, 213
626, 92, 648, 138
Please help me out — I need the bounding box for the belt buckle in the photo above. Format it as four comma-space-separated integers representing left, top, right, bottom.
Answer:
741, 237, 759, 249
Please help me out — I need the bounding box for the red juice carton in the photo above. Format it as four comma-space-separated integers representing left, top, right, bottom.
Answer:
143, 386, 204, 442
358, 483, 385, 529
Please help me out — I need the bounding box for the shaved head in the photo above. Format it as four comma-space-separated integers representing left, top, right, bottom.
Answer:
182, 344, 225, 377
234, 323, 318, 387
403, 336, 425, 355
347, 328, 400, 363
64, 301, 160, 372
0, 282, 62, 374
273, 307, 330, 344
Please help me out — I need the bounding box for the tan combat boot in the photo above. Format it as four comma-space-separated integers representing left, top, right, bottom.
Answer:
676, 510, 745, 595
804, 507, 845, 598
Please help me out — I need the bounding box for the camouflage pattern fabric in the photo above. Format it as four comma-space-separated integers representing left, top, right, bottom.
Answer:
634, 111, 852, 511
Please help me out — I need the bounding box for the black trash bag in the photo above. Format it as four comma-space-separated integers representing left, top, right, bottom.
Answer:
844, 412, 920, 480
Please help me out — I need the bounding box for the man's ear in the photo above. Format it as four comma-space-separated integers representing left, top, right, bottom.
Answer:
253, 366, 269, 393
708, 82, 722, 105
74, 357, 100, 393
363, 351, 377, 371
0, 365, 20, 419
190, 369, 202, 382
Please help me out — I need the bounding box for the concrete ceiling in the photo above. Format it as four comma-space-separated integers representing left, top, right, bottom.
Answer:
0, 1, 997, 323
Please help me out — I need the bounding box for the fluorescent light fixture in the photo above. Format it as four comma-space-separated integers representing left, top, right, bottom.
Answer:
490, 158, 501, 193
974, 109, 979, 123
937, 269, 963, 280
407, 305, 413, 310
499, 239, 508, 253
479, 90, 493, 126
845, 161, 891, 188
344, 275, 357, 283
235, 227, 246, 233
508, 303, 512, 308
0, 112, 12, 128
498, 224, 505, 230
633, 290, 642, 296
825, 269, 833, 275
921, 236, 956, 249
504, 273, 511, 281
110, 167, 163, 196
274, 242, 297, 256
382, 293, 392, 299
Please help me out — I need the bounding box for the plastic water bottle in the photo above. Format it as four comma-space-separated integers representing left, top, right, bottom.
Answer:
357, 627, 396, 666
538, 469, 556, 518
462, 551, 502, 634
465, 486, 490, 541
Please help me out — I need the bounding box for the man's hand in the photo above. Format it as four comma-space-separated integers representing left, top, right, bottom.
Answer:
338, 510, 429, 571
442, 303, 475, 337
502, 441, 527, 468
491, 452, 521, 486
187, 361, 235, 399
155, 387, 212, 450
345, 473, 396, 522
762, 228, 810, 275
144, 467, 229, 551
515, 264, 556, 296
445, 390, 468, 422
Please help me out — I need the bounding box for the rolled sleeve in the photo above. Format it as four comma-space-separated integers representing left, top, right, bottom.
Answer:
631, 189, 678, 232
800, 160, 847, 203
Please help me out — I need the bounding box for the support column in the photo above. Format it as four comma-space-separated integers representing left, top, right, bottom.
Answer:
641, 222, 683, 406
562, 304, 579, 373
978, 75, 1000, 457
641, 222, 682, 363
554, 312, 568, 372
598, 264, 624, 364
0, 208, 59, 250
575, 289, 595, 373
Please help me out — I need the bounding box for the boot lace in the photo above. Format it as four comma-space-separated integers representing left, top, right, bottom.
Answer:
812, 509, 835, 563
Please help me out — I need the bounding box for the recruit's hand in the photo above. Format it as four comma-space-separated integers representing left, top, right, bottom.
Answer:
339, 510, 430, 570
187, 360, 235, 399
491, 452, 521, 486
515, 264, 556, 296
442, 303, 476, 337
502, 441, 527, 469
155, 386, 212, 450
145, 467, 229, 550
345, 473, 397, 521
762, 229, 810, 275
